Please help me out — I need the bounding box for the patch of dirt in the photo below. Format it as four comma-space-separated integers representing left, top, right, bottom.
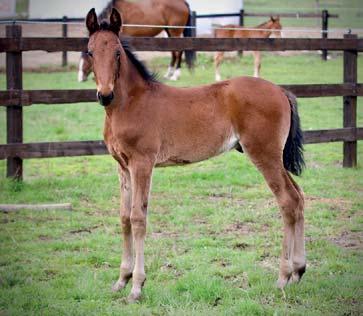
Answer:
69, 225, 101, 234
330, 231, 363, 250
160, 262, 183, 277
223, 221, 255, 235
259, 256, 279, 273
150, 230, 179, 239
223, 272, 250, 290
38, 234, 52, 241
0, 218, 15, 224
233, 242, 250, 250
306, 196, 354, 217
211, 258, 231, 267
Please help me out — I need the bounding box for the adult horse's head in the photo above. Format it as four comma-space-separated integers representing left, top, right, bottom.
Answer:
269, 16, 282, 38
78, 51, 93, 82
86, 8, 122, 106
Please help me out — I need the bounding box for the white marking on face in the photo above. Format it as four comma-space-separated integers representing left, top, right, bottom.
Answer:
78, 58, 85, 82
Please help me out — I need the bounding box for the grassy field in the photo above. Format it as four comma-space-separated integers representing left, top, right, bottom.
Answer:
243, 0, 363, 28
0, 53, 362, 315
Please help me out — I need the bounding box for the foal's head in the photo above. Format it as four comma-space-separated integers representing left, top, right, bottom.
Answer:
86, 8, 123, 106
268, 16, 282, 37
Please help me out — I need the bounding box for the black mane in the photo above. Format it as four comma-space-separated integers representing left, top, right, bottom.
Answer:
121, 40, 159, 83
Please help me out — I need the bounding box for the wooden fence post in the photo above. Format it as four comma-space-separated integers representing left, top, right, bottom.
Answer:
343, 33, 357, 167
238, 9, 244, 57
321, 9, 328, 60
6, 24, 23, 180
62, 16, 68, 67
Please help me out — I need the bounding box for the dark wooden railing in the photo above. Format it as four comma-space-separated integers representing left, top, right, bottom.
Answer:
0, 24, 361, 180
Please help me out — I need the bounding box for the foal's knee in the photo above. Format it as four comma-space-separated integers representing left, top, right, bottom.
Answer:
121, 214, 131, 233
130, 213, 146, 237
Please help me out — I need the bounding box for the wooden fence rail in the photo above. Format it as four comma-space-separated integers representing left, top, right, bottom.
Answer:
1, 37, 363, 53
0, 25, 361, 180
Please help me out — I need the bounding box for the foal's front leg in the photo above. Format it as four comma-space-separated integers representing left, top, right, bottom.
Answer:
112, 166, 133, 292
128, 159, 154, 302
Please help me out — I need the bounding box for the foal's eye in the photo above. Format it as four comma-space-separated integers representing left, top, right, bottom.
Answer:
116, 51, 121, 59
87, 51, 93, 57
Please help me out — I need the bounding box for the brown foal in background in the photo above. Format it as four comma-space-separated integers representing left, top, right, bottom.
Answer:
214, 17, 282, 81
86, 8, 305, 302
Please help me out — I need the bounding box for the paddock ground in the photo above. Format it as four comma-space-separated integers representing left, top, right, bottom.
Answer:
0, 51, 362, 315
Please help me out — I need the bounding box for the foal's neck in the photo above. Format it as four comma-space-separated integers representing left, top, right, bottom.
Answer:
110, 52, 151, 112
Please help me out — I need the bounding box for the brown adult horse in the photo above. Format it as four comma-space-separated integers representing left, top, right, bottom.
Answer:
86, 8, 305, 302
214, 17, 282, 81
78, 0, 192, 82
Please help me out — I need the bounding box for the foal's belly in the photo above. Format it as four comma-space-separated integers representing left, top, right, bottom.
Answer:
155, 127, 240, 167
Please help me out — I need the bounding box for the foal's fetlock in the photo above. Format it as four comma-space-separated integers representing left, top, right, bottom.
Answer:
290, 264, 306, 283
277, 260, 293, 289
112, 272, 132, 292
127, 275, 146, 303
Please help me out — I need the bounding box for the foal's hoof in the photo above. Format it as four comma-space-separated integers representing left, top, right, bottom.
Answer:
112, 280, 127, 292
127, 291, 142, 303
276, 274, 291, 289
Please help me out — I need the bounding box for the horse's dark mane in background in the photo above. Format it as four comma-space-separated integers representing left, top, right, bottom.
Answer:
99, 0, 117, 21
98, 21, 158, 83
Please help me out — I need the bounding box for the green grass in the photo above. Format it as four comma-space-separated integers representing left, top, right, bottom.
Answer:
0, 53, 362, 315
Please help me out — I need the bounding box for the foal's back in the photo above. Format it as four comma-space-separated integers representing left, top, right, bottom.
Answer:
214, 25, 271, 39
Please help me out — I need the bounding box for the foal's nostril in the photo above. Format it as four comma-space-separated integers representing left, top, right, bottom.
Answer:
97, 91, 114, 106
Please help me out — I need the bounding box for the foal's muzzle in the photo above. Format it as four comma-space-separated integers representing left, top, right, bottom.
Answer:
97, 91, 114, 106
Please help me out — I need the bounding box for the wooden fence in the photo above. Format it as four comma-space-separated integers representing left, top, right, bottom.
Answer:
0, 9, 338, 65
0, 24, 362, 180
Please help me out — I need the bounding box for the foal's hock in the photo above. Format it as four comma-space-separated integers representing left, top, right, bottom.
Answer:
85, 8, 305, 302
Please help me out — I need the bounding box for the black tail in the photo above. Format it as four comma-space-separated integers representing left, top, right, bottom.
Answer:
283, 90, 305, 176
183, 1, 194, 69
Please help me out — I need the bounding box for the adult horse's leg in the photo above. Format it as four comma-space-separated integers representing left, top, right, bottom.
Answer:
252, 51, 261, 78
167, 28, 184, 81
214, 52, 224, 81
112, 166, 133, 292
128, 158, 154, 302
170, 51, 183, 81
241, 143, 305, 288
164, 51, 177, 79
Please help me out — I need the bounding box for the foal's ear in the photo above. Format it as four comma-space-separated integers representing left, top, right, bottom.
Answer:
271, 16, 280, 22
110, 8, 122, 35
86, 8, 99, 35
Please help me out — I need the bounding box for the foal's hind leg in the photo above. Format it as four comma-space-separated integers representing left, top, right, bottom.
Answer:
112, 166, 134, 292
287, 173, 306, 283
242, 145, 304, 288
214, 52, 224, 81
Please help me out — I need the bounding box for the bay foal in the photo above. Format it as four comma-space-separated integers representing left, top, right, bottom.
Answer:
86, 8, 305, 302
214, 17, 282, 80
